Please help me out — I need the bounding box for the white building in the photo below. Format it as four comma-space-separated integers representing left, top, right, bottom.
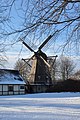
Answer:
0, 69, 26, 95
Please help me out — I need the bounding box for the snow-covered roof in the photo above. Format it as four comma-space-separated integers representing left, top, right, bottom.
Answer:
0, 69, 26, 85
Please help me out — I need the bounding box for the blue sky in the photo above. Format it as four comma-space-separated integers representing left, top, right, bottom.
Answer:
1, 0, 80, 71
4, 36, 80, 71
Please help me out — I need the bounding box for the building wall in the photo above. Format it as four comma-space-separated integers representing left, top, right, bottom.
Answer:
0, 84, 25, 95
0, 85, 2, 95
30, 85, 49, 93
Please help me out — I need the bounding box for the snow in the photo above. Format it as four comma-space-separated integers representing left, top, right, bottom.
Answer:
0, 69, 25, 84
0, 92, 80, 120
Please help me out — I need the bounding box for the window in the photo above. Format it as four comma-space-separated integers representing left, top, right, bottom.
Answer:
8, 85, 13, 91
20, 85, 24, 89
38, 76, 41, 79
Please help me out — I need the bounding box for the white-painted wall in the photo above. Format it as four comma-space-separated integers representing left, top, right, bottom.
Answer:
0, 85, 2, 91
14, 85, 19, 91
3, 85, 8, 91
0, 84, 25, 95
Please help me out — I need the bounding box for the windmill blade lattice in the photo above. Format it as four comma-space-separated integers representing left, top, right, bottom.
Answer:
20, 38, 35, 52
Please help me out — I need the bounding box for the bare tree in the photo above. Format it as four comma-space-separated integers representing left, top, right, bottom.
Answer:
59, 56, 75, 80
0, 0, 80, 44
0, 0, 80, 63
0, 56, 7, 68
14, 59, 31, 83
0, 44, 7, 68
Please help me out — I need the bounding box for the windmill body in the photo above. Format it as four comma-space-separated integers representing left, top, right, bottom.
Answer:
21, 35, 57, 92
29, 51, 52, 85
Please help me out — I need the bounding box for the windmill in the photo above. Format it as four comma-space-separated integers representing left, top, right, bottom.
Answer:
20, 34, 57, 92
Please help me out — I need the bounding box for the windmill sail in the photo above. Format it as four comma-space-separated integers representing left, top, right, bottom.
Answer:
39, 35, 53, 50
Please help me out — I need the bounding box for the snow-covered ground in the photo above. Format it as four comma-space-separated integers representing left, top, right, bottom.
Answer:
0, 92, 80, 120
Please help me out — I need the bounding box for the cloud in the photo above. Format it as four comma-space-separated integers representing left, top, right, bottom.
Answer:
5, 51, 33, 69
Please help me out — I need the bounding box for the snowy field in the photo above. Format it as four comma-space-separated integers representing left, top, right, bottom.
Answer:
0, 93, 80, 120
